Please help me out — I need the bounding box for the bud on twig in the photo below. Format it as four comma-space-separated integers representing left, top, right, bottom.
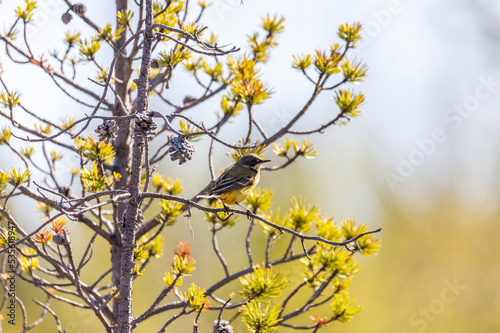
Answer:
183, 95, 196, 106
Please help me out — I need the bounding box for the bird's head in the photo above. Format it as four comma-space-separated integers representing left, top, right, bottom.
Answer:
236, 153, 271, 170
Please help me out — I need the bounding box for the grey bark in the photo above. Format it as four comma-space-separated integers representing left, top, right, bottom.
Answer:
116, 0, 154, 331
112, 0, 131, 320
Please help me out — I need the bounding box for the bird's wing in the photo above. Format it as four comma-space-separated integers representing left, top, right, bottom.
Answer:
207, 173, 254, 196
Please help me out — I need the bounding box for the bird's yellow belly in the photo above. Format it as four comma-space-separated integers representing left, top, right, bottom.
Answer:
219, 185, 256, 205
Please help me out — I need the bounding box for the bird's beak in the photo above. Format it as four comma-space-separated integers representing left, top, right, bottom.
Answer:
262, 159, 271, 163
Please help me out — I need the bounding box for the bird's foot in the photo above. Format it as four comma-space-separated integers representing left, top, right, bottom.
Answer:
236, 202, 252, 219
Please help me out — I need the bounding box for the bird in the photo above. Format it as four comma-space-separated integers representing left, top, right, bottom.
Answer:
197, 153, 271, 213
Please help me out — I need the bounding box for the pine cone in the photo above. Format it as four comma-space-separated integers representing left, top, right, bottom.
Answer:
168, 135, 195, 165
72, 3, 87, 15
52, 234, 66, 245
95, 120, 119, 142
213, 320, 233, 333
135, 113, 157, 137
61, 12, 73, 24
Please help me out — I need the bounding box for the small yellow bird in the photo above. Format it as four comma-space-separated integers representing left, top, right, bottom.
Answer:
198, 153, 270, 211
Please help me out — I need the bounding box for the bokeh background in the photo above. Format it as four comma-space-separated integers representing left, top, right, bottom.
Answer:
1, 0, 500, 332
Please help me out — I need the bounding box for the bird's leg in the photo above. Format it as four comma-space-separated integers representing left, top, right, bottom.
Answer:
214, 200, 233, 220
221, 202, 230, 214
236, 202, 252, 219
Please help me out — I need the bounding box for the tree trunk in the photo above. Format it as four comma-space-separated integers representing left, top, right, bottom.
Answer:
112, 0, 131, 321
116, 0, 154, 331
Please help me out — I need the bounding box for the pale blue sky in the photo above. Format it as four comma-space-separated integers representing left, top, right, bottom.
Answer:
1, 0, 499, 223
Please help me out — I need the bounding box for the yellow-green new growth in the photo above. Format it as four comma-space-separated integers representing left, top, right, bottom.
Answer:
338, 22, 362, 46
272, 138, 317, 159
20, 146, 34, 158
153, 1, 183, 28
0, 89, 21, 109
36, 201, 53, 216
248, 15, 285, 63
241, 300, 282, 333
245, 188, 274, 212
335, 89, 365, 119
341, 219, 381, 256
154, 11, 177, 29
220, 95, 244, 116
163, 272, 183, 288
288, 196, 319, 233
10, 167, 30, 185
163, 255, 196, 289
79, 38, 101, 61
151, 174, 183, 194
0, 226, 16, 248
178, 120, 201, 141
33, 123, 51, 134
74, 136, 116, 164
261, 208, 287, 236
133, 245, 149, 261
0, 128, 11, 145
58, 116, 76, 132
197, 1, 211, 9
158, 199, 183, 226
158, 48, 191, 67
227, 55, 273, 106
63, 31, 81, 48
50, 150, 63, 162
15, 0, 37, 23
0, 170, 10, 195
80, 161, 117, 193
97, 22, 124, 42
228, 139, 267, 161
184, 56, 204, 73
300, 246, 358, 289
331, 292, 361, 323
240, 265, 289, 299
292, 53, 312, 71
314, 216, 342, 242
161, 177, 183, 195
203, 61, 223, 82
313, 49, 343, 75
117, 9, 134, 26
95, 68, 111, 85
138, 234, 163, 259
185, 283, 211, 311
341, 58, 368, 84
171, 254, 196, 276
19, 247, 39, 273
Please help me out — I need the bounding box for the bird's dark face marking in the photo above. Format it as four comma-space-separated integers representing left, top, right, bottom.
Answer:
236, 153, 271, 168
